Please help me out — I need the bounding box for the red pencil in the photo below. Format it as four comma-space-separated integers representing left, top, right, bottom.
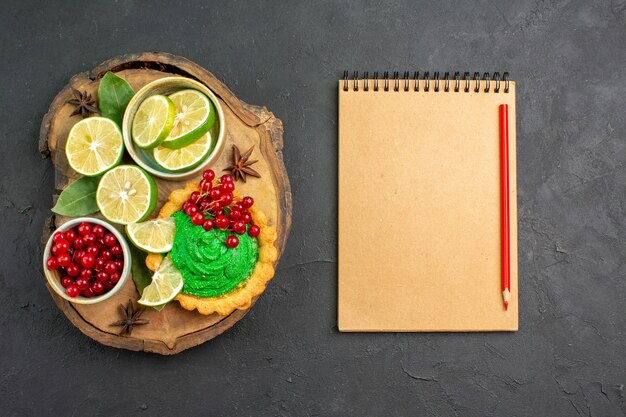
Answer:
499, 104, 510, 311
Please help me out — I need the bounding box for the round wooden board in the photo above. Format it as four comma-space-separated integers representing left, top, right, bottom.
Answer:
39, 52, 292, 355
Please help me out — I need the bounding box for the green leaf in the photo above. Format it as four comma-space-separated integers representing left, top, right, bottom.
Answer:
129, 245, 152, 294
51, 176, 100, 216
128, 246, 165, 311
97, 71, 134, 127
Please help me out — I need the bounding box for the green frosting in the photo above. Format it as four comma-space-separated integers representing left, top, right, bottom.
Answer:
170, 211, 258, 298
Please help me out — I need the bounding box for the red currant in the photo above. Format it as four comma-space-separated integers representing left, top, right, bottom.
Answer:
103, 280, 115, 290
95, 257, 106, 270
202, 219, 215, 231
92, 225, 106, 238
77, 222, 92, 236
73, 237, 85, 249
114, 260, 124, 271
66, 285, 80, 298
80, 268, 93, 279
109, 272, 121, 284
86, 245, 99, 256
61, 276, 74, 288
248, 225, 261, 237
222, 181, 235, 193
211, 201, 222, 211
73, 250, 86, 261
190, 191, 200, 204
66, 263, 81, 277
57, 253, 71, 267
221, 193, 233, 206
188, 205, 199, 216
101, 249, 112, 260
198, 199, 211, 212
53, 232, 66, 244
210, 188, 222, 200
233, 202, 244, 211
241, 212, 253, 224
110, 245, 122, 256
64, 229, 77, 243
221, 174, 234, 183
96, 238, 106, 249
96, 271, 109, 282
226, 235, 239, 248
103, 233, 117, 246
104, 261, 117, 275
201, 180, 212, 192
191, 212, 205, 225
46, 257, 59, 270
215, 215, 229, 229
76, 277, 90, 291
51, 245, 61, 256
232, 221, 246, 234
82, 288, 95, 298
58, 240, 70, 253
241, 196, 254, 209
91, 281, 105, 295
80, 254, 95, 268
83, 233, 96, 245
228, 209, 241, 220
203, 169, 215, 182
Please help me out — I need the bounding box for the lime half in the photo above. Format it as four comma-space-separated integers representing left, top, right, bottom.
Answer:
126, 217, 176, 254
65, 117, 124, 176
153, 132, 213, 172
96, 165, 157, 225
161, 89, 215, 149
131, 95, 176, 149
138, 255, 183, 307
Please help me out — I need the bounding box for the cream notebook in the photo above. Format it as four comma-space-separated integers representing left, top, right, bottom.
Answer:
338, 72, 518, 332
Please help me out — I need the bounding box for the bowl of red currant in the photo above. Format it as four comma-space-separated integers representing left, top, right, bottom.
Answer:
43, 218, 131, 304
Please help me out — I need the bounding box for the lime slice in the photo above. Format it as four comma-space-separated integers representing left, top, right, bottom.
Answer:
131, 95, 176, 149
126, 217, 176, 254
138, 255, 183, 307
152, 132, 213, 172
161, 89, 215, 149
96, 165, 157, 225
65, 117, 124, 176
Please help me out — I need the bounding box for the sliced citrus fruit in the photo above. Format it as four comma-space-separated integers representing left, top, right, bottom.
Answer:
65, 117, 124, 176
126, 217, 176, 254
96, 165, 157, 225
131, 95, 176, 149
152, 132, 213, 172
138, 255, 183, 307
161, 89, 215, 149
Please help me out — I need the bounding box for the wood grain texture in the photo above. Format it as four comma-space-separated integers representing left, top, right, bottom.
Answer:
39, 52, 291, 355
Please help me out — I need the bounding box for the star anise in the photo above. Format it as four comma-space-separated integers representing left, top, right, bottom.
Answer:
67, 87, 99, 118
224, 144, 261, 182
109, 299, 149, 336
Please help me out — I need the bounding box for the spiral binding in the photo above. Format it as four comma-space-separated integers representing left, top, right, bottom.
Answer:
343, 71, 509, 93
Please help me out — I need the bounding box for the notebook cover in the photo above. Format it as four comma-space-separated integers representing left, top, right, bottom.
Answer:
338, 79, 518, 331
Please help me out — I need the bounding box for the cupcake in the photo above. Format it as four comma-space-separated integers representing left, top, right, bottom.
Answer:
146, 172, 277, 315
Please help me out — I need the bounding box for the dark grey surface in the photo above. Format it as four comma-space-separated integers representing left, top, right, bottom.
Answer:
1, 0, 624, 416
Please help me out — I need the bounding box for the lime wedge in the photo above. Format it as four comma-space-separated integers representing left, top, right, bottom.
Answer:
161, 89, 215, 149
153, 132, 213, 172
131, 95, 176, 149
138, 255, 183, 307
65, 117, 124, 176
126, 217, 176, 254
96, 165, 157, 225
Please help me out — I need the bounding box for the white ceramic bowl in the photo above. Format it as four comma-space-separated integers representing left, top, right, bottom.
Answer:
42, 217, 131, 304
121, 76, 226, 180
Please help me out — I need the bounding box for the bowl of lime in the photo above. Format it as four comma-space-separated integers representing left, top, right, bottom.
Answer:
122, 77, 225, 180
